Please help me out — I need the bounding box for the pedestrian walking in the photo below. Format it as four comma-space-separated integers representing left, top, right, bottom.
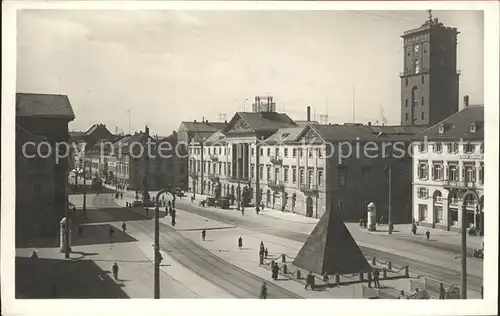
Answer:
439, 283, 445, 299
411, 223, 417, 235
264, 248, 268, 258
255, 206, 260, 215
145, 207, 149, 217
398, 290, 406, 299
425, 230, 430, 240
367, 271, 373, 288
120, 192, 123, 199
241, 206, 245, 216
121, 221, 127, 233
260, 282, 268, 299
238, 236, 243, 248
373, 269, 381, 288
112, 262, 119, 281
201, 229, 206, 241
272, 264, 279, 280
305, 271, 315, 290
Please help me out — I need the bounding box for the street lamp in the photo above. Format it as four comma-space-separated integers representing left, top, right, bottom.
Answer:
384, 165, 393, 234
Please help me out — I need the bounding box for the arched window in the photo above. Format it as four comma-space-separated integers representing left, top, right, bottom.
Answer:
415, 59, 420, 74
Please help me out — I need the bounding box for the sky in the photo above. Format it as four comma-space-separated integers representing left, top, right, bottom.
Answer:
16, 9, 484, 136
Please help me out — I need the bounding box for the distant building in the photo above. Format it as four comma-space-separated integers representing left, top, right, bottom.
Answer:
69, 123, 116, 171
177, 119, 228, 190
411, 101, 484, 233
16, 93, 75, 245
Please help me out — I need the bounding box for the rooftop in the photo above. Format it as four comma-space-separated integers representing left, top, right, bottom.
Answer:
16, 93, 75, 120
413, 105, 484, 141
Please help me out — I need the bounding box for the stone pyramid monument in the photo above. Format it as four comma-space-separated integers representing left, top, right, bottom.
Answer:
292, 209, 370, 275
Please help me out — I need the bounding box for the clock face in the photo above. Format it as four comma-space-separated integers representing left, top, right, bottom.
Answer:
414, 45, 420, 53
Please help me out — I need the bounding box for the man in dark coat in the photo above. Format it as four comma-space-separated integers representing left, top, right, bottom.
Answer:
260, 282, 268, 299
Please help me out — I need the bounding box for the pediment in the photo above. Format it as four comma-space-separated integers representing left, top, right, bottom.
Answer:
226, 114, 253, 133
295, 125, 323, 143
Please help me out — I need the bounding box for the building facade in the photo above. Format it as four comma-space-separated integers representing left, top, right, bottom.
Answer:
412, 103, 484, 233
15, 93, 75, 244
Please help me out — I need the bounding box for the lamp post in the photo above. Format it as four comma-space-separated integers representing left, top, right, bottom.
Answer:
460, 201, 467, 299
385, 165, 393, 234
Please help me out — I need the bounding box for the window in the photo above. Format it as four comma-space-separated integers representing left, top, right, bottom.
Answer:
435, 206, 443, 224
227, 163, 231, 176
418, 162, 428, 180
292, 167, 297, 183
469, 122, 476, 133
448, 164, 458, 181
418, 204, 428, 221
405, 78, 408, 87
447, 143, 458, 153
251, 164, 255, 179
413, 100, 419, 107
203, 162, 207, 173
421, 76, 425, 84
415, 59, 420, 74
308, 169, 313, 186
284, 167, 289, 182
434, 143, 442, 153
421, 97, 425, 106
292, 148, 297, 158
218, 162, 222, 174
421, 112, 425, 120
463, 143, 475, 154
432, 163, 443, 180
417, 188, 429, 199
339, 169, 347, 187
219, 147, 222, 155
299, 148, 303, 158
284, 148, 288, 157
438, 125, 445, 134
260, 148, 263, 156
318, 169, 324, 186
275, 148, 279, 156
480, 143, 484, 154
275, 168, 280, 181
224, 148, 227, 155
318, 148, 323, 158
419, 143, 427, 153
464, 165, 476, 183
208, 148, 211, 155
259, 165, 264, 180
251, 148, 255, 156
337, 199, 345, 212
267, 148, 271, 156
308, 149, 313, 158
405, 99, 408, 107
299, 168, 304, 185
405, 113, 408, 121
267, 166, 271, 180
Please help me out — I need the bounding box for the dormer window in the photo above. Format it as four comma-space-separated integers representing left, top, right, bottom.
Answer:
438, 124, 445, 134
469, 122, 477, 133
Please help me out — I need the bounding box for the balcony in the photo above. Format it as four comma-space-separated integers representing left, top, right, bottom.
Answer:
300, 184, 319, 196
208, 174, 220, 182
443, 180, 476, 189
267, 180, 285, 192
269, 155, 283, 165
209, 155, 218, 162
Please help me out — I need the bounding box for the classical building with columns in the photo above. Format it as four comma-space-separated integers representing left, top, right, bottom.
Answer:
411, 104, 484, 233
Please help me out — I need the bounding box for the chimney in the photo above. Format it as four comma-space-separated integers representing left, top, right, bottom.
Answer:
307, 106, 311, 122
368, 122, 371, 126
145, 125, 150, 136
464, 95, 469, 107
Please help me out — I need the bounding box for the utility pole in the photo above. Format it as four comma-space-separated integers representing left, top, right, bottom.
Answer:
154, 200, 160, 299
460, 203, 467, 299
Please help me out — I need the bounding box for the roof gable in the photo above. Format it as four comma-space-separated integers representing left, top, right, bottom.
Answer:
16, 93, 75, 120
294, 124, 325, 143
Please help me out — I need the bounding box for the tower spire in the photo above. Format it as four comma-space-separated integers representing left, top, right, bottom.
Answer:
427, 9, 432, 21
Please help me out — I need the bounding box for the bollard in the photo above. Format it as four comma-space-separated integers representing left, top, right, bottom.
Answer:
259, 255, 264, 265
283, 264, 288, 274
371, 257, 376, 266
359, 272, 364, 282
404, 265, 409, 278
296, 269, 302, 280
382, 268, 387, 279
388, 261, 392, 270
335, 274, 340, 286
282, 254, 286, 263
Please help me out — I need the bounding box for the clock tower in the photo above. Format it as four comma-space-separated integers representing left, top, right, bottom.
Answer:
400, 11, 460, 126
